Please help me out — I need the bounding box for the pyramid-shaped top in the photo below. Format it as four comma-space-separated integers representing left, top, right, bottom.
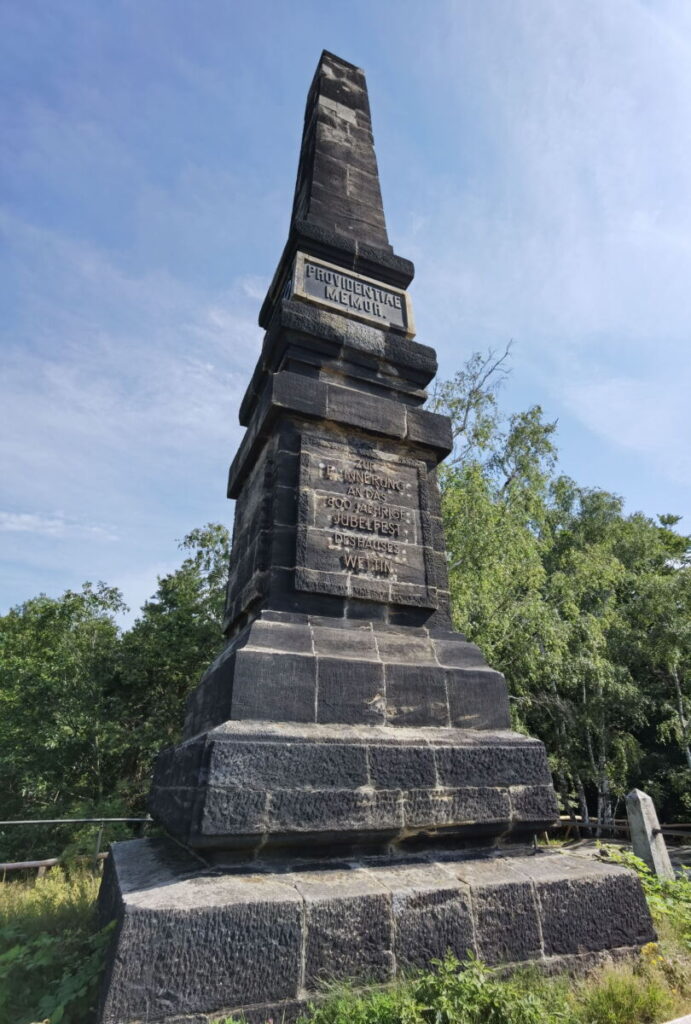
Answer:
291, 51, 391, 252
259, 51, 413, 329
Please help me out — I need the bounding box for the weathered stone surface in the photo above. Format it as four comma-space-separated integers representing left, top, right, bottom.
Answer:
455, 858, 543, 964
150, 721, 557, 850
183, 612, 512, 737
316, 656, 386, 724
626, 788, 675, 880
98, 840, 655, 1024
511, 853, 656, 955
98, 840, 303, 1024
297, 870, 394, 986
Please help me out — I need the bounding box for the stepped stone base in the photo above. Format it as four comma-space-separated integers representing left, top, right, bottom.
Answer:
149, 721, 558, 853
97, 838, 655, 1024
183, 614, 512, 739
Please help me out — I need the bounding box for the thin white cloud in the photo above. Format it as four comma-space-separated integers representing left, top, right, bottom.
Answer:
0, 211, 261, 612
563, 376, 691, 488
0, 511, 119, 542
391, 0, 691, 498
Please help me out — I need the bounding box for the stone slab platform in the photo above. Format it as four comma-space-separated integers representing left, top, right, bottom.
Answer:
97, 838, 655, 1024
150, 721, 558, 853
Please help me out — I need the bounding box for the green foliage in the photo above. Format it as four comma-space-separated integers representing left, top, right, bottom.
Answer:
114, 522, 231, 806
432, 348, 691, 824
218, 948, 689, 1024
0, 524, 231, 861
0, 867, 110, 1024
568, 965, 676, 1024
599, 844, 691, 951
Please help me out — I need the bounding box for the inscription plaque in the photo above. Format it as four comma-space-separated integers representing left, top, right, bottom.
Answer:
296, 434, 436, 608
289, 252, 414, 336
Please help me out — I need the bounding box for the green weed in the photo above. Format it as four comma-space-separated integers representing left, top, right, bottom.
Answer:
0, 867, 111, 1024
598, 844, 691, 951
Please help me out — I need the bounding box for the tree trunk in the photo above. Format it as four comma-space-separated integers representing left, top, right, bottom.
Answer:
670, 667, 691, 770
576, 774, 590, 826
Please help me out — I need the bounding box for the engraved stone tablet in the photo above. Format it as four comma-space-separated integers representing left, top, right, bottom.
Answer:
296, 433, 436, 607
290, 252, 414, 336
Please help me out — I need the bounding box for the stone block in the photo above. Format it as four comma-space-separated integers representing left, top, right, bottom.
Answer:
385, 664, 449, 726
98, 841, 655, 1024
98, 840, 303, 1024
296, 870, 394, 986
199, 787, 268, 836
515, 855, 656, 955
244, 618, 314, 655
446, 667, 511, 729
376, 862, 475, 970
626, 788, 675, 880
367, 743, 436, 790
454, 859, 543, 965
435, 739, 552, 790
510, 784, 560, 825
273, 483, 297, 526
206, 739, 369, 791
316, 656, 386, 724
268, 788, 402, 835
374, 631, 436, 665
231, 649, 317, 722
404, 787, 511, 830
432, 637, 486, 668
325, 382, 406, 438
406, 407, 453, 455
272, 371, 328, 419
312, 623, 379, 660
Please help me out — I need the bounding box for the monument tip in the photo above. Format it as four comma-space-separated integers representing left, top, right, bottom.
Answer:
259, 49, 416, 328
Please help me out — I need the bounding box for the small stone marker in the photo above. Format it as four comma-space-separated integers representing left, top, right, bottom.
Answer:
626, 788, 675, 881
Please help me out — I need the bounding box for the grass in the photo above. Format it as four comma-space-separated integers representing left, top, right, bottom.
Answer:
2, 846, 690, 1024
0, 867, 111, 1024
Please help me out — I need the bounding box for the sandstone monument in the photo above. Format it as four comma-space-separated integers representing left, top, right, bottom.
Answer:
97, 51, 654, 1024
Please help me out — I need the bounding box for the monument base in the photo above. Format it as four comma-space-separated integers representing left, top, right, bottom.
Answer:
97, 838, 655, 1024
149, 721, 559, 854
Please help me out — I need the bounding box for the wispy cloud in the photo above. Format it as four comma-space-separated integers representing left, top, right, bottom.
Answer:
389, 0, 691, 503
562, 375, 691, 489
0, 208, 263, 611
0, 511, 119, 541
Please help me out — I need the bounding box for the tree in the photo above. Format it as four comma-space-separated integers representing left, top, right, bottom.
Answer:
432, 348, 691, 826
0, 525, 232, 858
113, 523, 231, 808
0, 582, 125, 858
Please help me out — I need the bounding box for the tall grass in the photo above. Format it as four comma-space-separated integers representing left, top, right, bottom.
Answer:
0, 867, 110, 1024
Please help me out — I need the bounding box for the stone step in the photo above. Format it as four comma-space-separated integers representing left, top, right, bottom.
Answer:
150, 721, 558, 853
97, 839, 655, 1024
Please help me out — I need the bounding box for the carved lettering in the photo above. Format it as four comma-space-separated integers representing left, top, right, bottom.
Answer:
297, 437, 434, 606
342, 553, 392, 574
302, 259, 407, 330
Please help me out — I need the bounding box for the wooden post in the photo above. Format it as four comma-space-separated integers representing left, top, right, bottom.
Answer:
625, 788, 675, 881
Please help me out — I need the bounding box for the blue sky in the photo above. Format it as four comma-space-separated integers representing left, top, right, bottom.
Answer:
2, 0, 690, 621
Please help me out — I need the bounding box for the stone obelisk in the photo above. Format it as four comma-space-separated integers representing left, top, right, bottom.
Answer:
97, 52, 654, 1024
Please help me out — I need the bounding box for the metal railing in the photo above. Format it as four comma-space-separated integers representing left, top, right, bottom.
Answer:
0, 816, 152, 876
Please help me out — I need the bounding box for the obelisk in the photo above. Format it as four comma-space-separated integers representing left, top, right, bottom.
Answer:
97, 52, 654, 1024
